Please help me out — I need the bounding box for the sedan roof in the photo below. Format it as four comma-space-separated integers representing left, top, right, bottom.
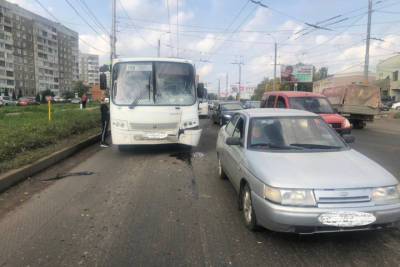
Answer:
238, 108, 318, 118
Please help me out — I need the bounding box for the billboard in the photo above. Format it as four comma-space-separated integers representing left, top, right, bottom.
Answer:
281, 64, 313, 83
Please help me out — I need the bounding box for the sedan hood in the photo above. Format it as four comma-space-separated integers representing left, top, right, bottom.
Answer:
245, 149, 397, 189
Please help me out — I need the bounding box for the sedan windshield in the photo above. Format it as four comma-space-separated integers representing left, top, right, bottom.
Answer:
289, 97, 334, 114
221, 103, 243, 111
249, 117, 346, 151
112, 62, 195, 106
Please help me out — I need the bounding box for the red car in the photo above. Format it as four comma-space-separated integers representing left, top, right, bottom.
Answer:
17, 97, 40, 106
261, 91, 351, 134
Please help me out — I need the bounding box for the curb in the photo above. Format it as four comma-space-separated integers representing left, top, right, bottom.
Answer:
0, 134, 101, 193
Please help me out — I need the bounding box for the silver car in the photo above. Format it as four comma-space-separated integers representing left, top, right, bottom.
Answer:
216, 109, 400, 234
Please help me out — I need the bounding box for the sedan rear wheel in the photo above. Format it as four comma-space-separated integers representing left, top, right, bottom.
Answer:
242, 184, 258, 231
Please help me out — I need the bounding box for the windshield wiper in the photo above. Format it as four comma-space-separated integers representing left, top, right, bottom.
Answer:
250, 143, 303, 150
290, 143, 342, 149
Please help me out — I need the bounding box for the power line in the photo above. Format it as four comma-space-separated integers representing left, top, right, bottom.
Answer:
64, 0, 109, 43
176, 0, 179, 57
166, 0, 173, 56
77, 0, 110, 35
33, 0, 109, 53
117, 0, 156, 48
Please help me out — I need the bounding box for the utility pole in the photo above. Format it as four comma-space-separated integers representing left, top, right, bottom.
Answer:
110, 0, 116, 64
364, 0, 373, 83
231, 56, 244, 100
225, 73, 229, 99
273, 42, 277, 91
218, 78, 221, 100
158, 39, 161, 57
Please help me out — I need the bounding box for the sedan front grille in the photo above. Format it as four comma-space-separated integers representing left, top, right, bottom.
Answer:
314, 189, 371, 206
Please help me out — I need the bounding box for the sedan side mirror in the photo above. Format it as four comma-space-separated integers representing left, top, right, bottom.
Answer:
226, 137, 242, 146
342, 134, 355, 144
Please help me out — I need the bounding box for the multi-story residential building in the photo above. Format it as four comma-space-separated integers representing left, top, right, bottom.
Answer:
79, 53, 99, 86
376, 55, 400, 101
0, 0, 78, 97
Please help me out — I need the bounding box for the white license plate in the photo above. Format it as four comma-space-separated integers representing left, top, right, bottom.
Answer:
318, 211, 376, 227
143, 132, 167, 140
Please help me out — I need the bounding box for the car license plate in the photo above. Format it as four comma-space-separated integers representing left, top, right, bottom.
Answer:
143, 132, 167, 140
318, 211, 376, 227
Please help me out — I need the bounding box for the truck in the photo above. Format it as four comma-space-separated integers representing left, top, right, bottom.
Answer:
313, 84, 380, 129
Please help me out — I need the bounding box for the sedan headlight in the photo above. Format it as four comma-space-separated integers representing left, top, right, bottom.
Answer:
372, 185, 400, 205
223, 114, 232, 118
264, 185, 316, 207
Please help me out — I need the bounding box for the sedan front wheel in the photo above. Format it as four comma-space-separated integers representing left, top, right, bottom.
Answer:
241, 184, 258, 231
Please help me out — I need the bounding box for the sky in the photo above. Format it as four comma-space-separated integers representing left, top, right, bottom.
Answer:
7, 0, 400, 93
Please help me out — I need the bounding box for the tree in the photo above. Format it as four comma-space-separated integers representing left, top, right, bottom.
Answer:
73, 81, 90, 98
207, 93, 217, 100
35, 93, 41, 103
227, 95, 235, 100
4, 89, 9, 96
17, 90, 22, 99
99, 64, 110, 73
313, 67, 328, 81
62, 91, 75, 99
12, 91, 16, 100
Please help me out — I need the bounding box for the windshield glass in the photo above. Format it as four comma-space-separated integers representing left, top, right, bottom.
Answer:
249, 117, 346, 151
112, 62, 195, 106
221, 103, 243, 111
289, 97, 334, 114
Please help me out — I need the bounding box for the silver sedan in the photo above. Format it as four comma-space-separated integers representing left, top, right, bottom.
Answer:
216, 108, 400, 234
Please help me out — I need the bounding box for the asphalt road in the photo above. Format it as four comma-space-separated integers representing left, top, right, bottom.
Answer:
0, 118, 400, 267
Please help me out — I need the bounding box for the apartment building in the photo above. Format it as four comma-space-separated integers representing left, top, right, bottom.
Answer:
79, 53, 99, 86
376, 55, 400, 101
0, 0, 78, 97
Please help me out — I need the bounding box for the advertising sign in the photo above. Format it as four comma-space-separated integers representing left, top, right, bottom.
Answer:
281, 64, 313, 83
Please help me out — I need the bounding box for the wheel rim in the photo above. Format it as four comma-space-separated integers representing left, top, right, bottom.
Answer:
243, 190, 252, 223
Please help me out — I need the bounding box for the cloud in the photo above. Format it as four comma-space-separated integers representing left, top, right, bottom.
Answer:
195, 34, 216, 53
198, 64, 213, 79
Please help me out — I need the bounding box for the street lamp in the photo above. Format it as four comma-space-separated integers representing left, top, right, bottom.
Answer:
266, 34, 277, 91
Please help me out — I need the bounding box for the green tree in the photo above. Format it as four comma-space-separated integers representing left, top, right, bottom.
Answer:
12, 91, 16, 100
35, 93, 41, 103
73, 81, 89, 97
17, 90, 22, 99
62, 91, 75, 99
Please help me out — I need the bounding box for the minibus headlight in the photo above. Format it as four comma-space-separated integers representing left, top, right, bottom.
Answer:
112, 119, 128, 130
264, 185, 316, 207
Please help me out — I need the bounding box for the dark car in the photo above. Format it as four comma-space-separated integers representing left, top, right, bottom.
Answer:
211, 102, 243, 126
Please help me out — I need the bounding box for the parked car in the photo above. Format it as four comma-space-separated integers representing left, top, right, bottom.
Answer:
53, 96, 67, 103
216, 108, 400, 234
17, 97, 40, 106
392, 102, 400, 110
211, 102, 243, 126
243, 100, 261, 109
0, 96, 17, 106
261, 91, 351, 134
70, 98, 81, 104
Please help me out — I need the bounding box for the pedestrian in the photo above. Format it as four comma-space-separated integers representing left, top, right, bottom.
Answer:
81, 94, 88, 109
100, 97, 110, 147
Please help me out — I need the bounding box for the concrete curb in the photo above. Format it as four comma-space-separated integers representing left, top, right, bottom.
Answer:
0, 134, 101, 193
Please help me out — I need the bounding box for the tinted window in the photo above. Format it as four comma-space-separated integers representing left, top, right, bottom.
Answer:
266, 95, 276, 107
225, 115, 239, 136
276, 96, 286, 108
